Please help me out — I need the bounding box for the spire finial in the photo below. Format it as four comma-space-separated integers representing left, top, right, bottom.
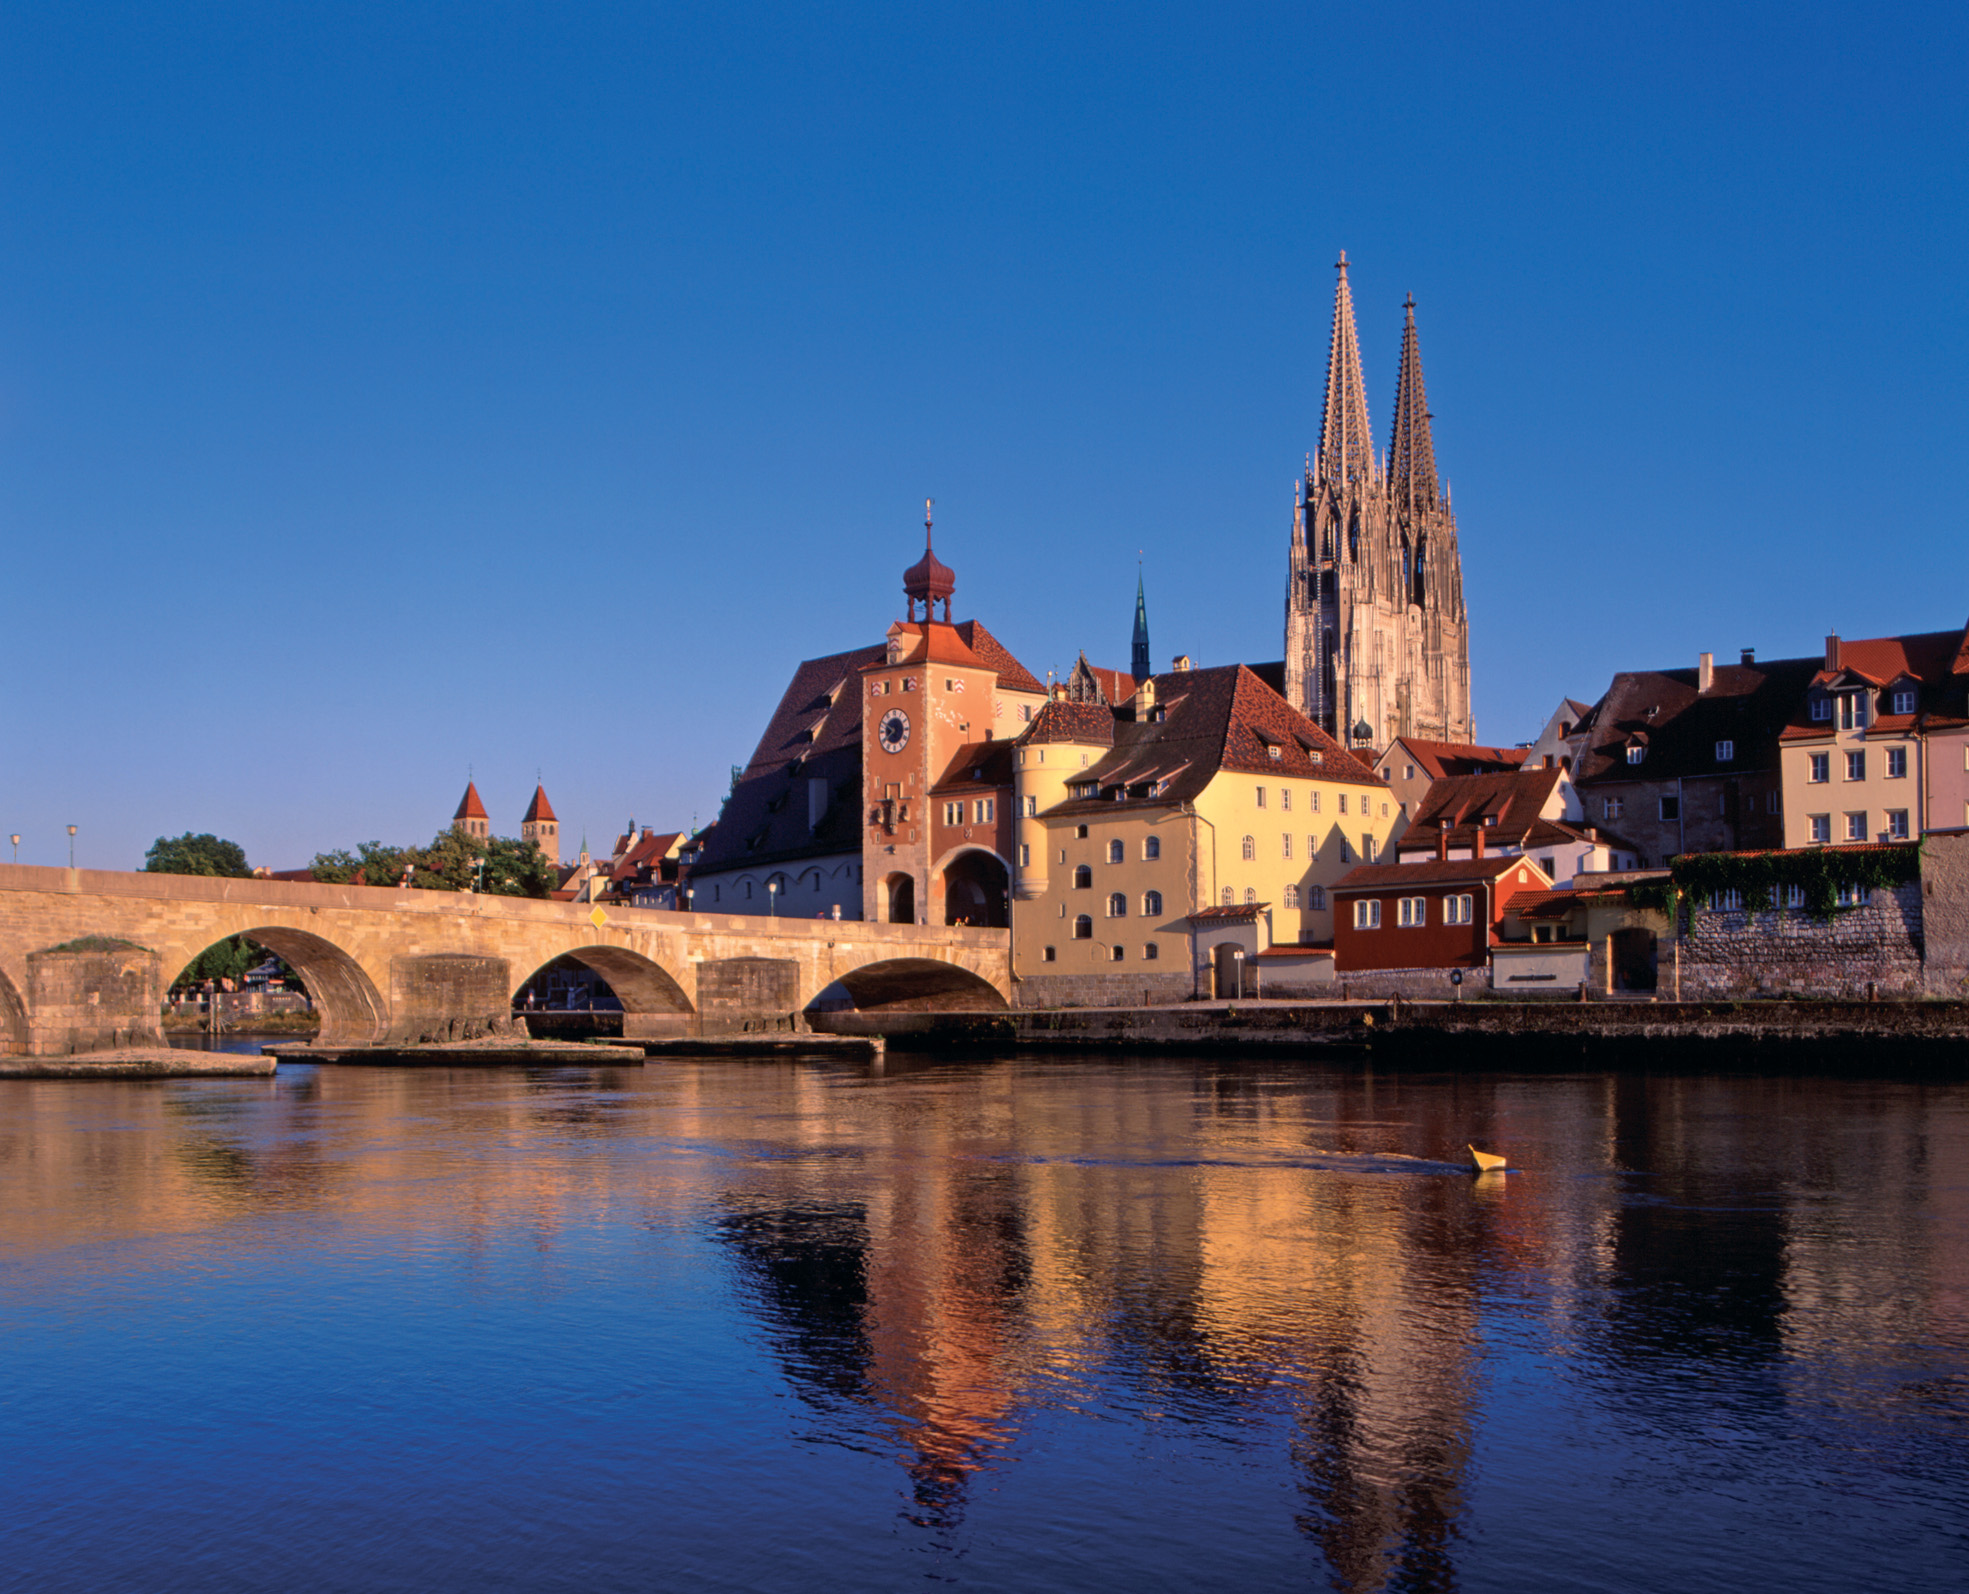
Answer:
1337, 249, 1349, 273
924, 497, 934, 545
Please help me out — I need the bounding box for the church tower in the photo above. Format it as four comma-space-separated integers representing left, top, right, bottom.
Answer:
521, 784, 559, 864
1130, 570, 1151, 683
1284, 254, 1472, 748
452, 781, 490, 841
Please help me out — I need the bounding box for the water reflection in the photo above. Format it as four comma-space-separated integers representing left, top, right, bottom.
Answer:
0, 1055, 1964, 1593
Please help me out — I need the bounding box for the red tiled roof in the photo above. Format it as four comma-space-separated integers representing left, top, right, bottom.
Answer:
896, 621, 986, 669
522, 784, 557, 823
1333, 855, 1545, 892
1019, 699, 1115, 747
453, 781, 488, 821
891, 619, 1046, 695
1779, 629, 1968, 742
1390, 738, 1528, 780
931, 740, 1016, 792
1191, 903, 1269, 921
1085, 665, 1137, 704
1574, 655, 1822, 783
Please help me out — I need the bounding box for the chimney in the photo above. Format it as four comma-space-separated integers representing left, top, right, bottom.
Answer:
1826, 634, 1842, 671
1472, 821, 1485, 859
1698, 651, 1714, 692
1436, 819, 1450, 861
1741, 647, 1756, 666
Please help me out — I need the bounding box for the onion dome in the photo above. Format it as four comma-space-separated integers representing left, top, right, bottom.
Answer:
903, 498, 956, 621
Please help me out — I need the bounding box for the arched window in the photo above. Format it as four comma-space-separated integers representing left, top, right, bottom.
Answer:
1284, 884, 1300, 908
1072, 865, 1092, 889
1221, 887, 1234, 907
1107, 839, 1124, 864
1107, 892, 1127, 918
1244, 888, 1257, 905
1241, 835, 1255, 861
1143, 890, 1163, 917
1143, 942, 1159, 961
1143, 835, 1160, 860
1073, 915, 1093, 940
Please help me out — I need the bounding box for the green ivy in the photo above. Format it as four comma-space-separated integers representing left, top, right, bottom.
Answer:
1627, 843, 1921, 923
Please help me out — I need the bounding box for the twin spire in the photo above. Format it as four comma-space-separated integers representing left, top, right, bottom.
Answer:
1312, 252, 1440, 504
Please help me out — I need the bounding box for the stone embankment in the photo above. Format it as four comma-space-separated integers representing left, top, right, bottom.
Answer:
0, 1048, 276, 1079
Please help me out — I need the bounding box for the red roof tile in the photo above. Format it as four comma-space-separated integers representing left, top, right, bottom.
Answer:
453, 781, 488, 821
522, 784, 557, 823
1333, 855, 1545, 892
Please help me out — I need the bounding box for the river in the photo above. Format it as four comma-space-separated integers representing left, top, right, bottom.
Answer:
1, 1050, 1963, 1592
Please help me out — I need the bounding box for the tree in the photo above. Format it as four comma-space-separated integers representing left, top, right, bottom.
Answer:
145, 833, 251, 877
308, 832, 554, 898
309, 841, 412, 887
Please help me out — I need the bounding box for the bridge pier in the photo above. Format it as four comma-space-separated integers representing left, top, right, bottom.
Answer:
23, 941, 164, 1055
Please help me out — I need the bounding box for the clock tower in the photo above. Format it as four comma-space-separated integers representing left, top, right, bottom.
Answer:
860, 508, 1007, 923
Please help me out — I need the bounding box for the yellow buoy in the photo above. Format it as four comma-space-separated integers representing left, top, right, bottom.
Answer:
1468, 1144, 1507, 1174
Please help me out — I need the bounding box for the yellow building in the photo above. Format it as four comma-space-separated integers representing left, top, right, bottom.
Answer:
1777, 631, 1960, 848
1011, 661, 1392, 1005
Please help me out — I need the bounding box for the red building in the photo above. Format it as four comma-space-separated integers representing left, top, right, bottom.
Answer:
1331, 855, 1550, 971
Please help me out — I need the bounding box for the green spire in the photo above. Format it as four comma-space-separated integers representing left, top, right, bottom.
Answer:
1131, 564, 1151, 681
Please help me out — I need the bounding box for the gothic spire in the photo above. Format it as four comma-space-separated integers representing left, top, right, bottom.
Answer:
1387, 293, 1438, 511
1130, 566, 1151, 682
1315, 251, 1374, 487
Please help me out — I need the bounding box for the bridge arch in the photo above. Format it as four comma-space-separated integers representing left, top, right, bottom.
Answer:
816, 956, 1009, 1014
168, 927, 387, 1047
0, 964, 26, 1054
512, 944, 694, 1021
933, 845, 1010, 929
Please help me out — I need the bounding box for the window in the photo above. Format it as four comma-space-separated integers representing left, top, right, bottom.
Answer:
1398, 896, 1427, 927
1307, 835, 1318, 859
1072, 865, 1092, 889
1282, 834, 1293, 860
1659, 795, 1680, 821
1715, 740, 1734, 762
1107, 892, 1127, 917
1846, 751, 1866, 782
1626, 744, 1645, 764
1381, 803, 1390, 818
1018, 844, 1031, 867
1893, 689, 1916, 715
1143, 836, 1161, 860
1020, 704, 1032, 723
1024, 796, 1037, 816
1059, 849, 1067, 864
1888, 809, 1910, 839
1340, 837, 1353, 863
1352, 899, 1382, 929
1143, 942, 1159, 961
1310, 791, 1321, 813
1284, 884, 1300, 908
1111, 944, 1126, 961
1810, 814, 1831, 843
1221, 888, 1234, 906
1267, 745, 1281, 761
902, 676, 917, 692
1444, 894, 1474, 925
1836, 882, 1870, 906
1280, 788, 1292, 811
942, 802, 963, 825
1363, 834, 1377, 862
1307, 885, 1326, 910
1075, 825, 1088, 839
1237, 888, 1251, 905
1809, 694, 1831, 721
873, 680, 891, 697
1538, 856, 1556, 877
1107, 839, 1124, 863
975, 799, 994, 822
945, 677, 963, 692
1404, 763, 1416, 781
1143, 890, 1163, 916
1073, 915, 1092, 940
1338, 794, 1349, 815
1709, 888, 1743, 911
1840, 693, 1869, 730
1769, 791, 1781, 813
1887, 747, 1907, 779
1043, 945, 1057, 962
1604, 797, 1623, 820
1255, 787, 1267, 808
1241, 834, 1256, 860
1845, 811, 1867, 841
1809, 753, 1830, 783
1783, 885, 1807, 910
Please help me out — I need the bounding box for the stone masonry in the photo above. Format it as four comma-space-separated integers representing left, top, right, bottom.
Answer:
1676, 882, 1924, 1000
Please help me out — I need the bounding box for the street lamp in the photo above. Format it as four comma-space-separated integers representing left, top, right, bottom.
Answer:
767, 879, 779, 917
9, 834, 18, 864
66, 825, 77, 868
683, 887, 695, 912
1231, 946, 1246, 1000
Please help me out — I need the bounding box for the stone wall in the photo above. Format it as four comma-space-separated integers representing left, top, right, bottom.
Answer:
388, 954, 516, 1045
1333, 965, 1495, 1001
1919, 830, 1969, 996
1677, 882, 1923, 999
1013, 970, 1195, 1009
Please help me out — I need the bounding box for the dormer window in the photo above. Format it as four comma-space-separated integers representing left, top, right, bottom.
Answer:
1893, 688, 1917, 716
1626, 744, 1645, 765
1715, 740, 1734, 762
1267, 745, 1281, 761
1839, 692, 1869, 730
1811, 695, 1831, 722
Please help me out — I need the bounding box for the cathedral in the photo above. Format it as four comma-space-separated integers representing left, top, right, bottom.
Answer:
1283, 253, 1473, 749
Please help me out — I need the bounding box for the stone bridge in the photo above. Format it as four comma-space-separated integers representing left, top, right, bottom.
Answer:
0, 864, 1010, 1056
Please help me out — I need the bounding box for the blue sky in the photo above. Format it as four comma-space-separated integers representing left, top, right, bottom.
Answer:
3, 3, 1964, 870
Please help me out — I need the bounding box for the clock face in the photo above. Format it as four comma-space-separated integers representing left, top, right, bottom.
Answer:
877, 708, 911, 754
